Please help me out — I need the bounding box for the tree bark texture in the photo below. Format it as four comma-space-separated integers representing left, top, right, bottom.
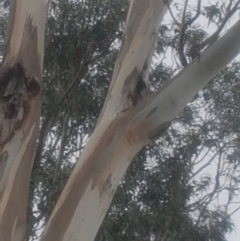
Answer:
0, 0, 47, 240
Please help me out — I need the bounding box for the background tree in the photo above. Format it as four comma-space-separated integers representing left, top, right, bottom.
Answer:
0, 0, 240, 241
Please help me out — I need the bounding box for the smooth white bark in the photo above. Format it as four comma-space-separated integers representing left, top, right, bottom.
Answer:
98, 0, 171, 123
0, 0, 47, 240
4, 0, 47, 69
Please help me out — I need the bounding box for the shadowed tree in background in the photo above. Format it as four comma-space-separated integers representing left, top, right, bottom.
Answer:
1, 0, 240, 241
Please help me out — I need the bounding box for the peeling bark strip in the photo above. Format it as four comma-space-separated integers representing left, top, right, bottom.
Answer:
0, 64, 40, 144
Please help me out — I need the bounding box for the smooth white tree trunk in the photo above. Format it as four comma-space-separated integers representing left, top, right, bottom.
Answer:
0, 1, 47, 240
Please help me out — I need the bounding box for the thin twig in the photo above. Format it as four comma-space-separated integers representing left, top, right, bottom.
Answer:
189, 151, 218, 181
189, 0, 240, 59
193, 147, 210, 165
164, 0, 180, 26
221, 206, 240, 224
182, 0, 189, 24
53, 109, 70, 184
178, 0, 201, 66
195, 149, 223, 227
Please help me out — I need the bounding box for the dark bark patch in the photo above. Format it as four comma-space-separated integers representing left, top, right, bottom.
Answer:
0, 151, 8, 180
143, 60, 148, 71
145, 107, 158, 119
0, 63, 40, 119
122, 67, 149, 106
0, 63, 40, 144
148, 121, 171, 140
100, 173, 112, 196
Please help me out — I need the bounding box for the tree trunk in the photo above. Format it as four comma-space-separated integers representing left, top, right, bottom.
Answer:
0, 1, 47, 240
40, 1, 240, 241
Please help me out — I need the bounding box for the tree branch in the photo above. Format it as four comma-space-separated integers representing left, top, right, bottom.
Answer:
53, 109, 70, 184
164, 0, 180, 26
188, 0, 240, 59
178, 0, 201, 67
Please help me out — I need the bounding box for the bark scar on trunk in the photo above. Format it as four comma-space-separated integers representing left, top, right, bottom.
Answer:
0, 63, 40, 144
148, 121, 171, 140
122, 67, 149, 106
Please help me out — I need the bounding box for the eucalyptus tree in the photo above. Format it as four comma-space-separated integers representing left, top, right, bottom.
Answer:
0, 1, 240, 241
